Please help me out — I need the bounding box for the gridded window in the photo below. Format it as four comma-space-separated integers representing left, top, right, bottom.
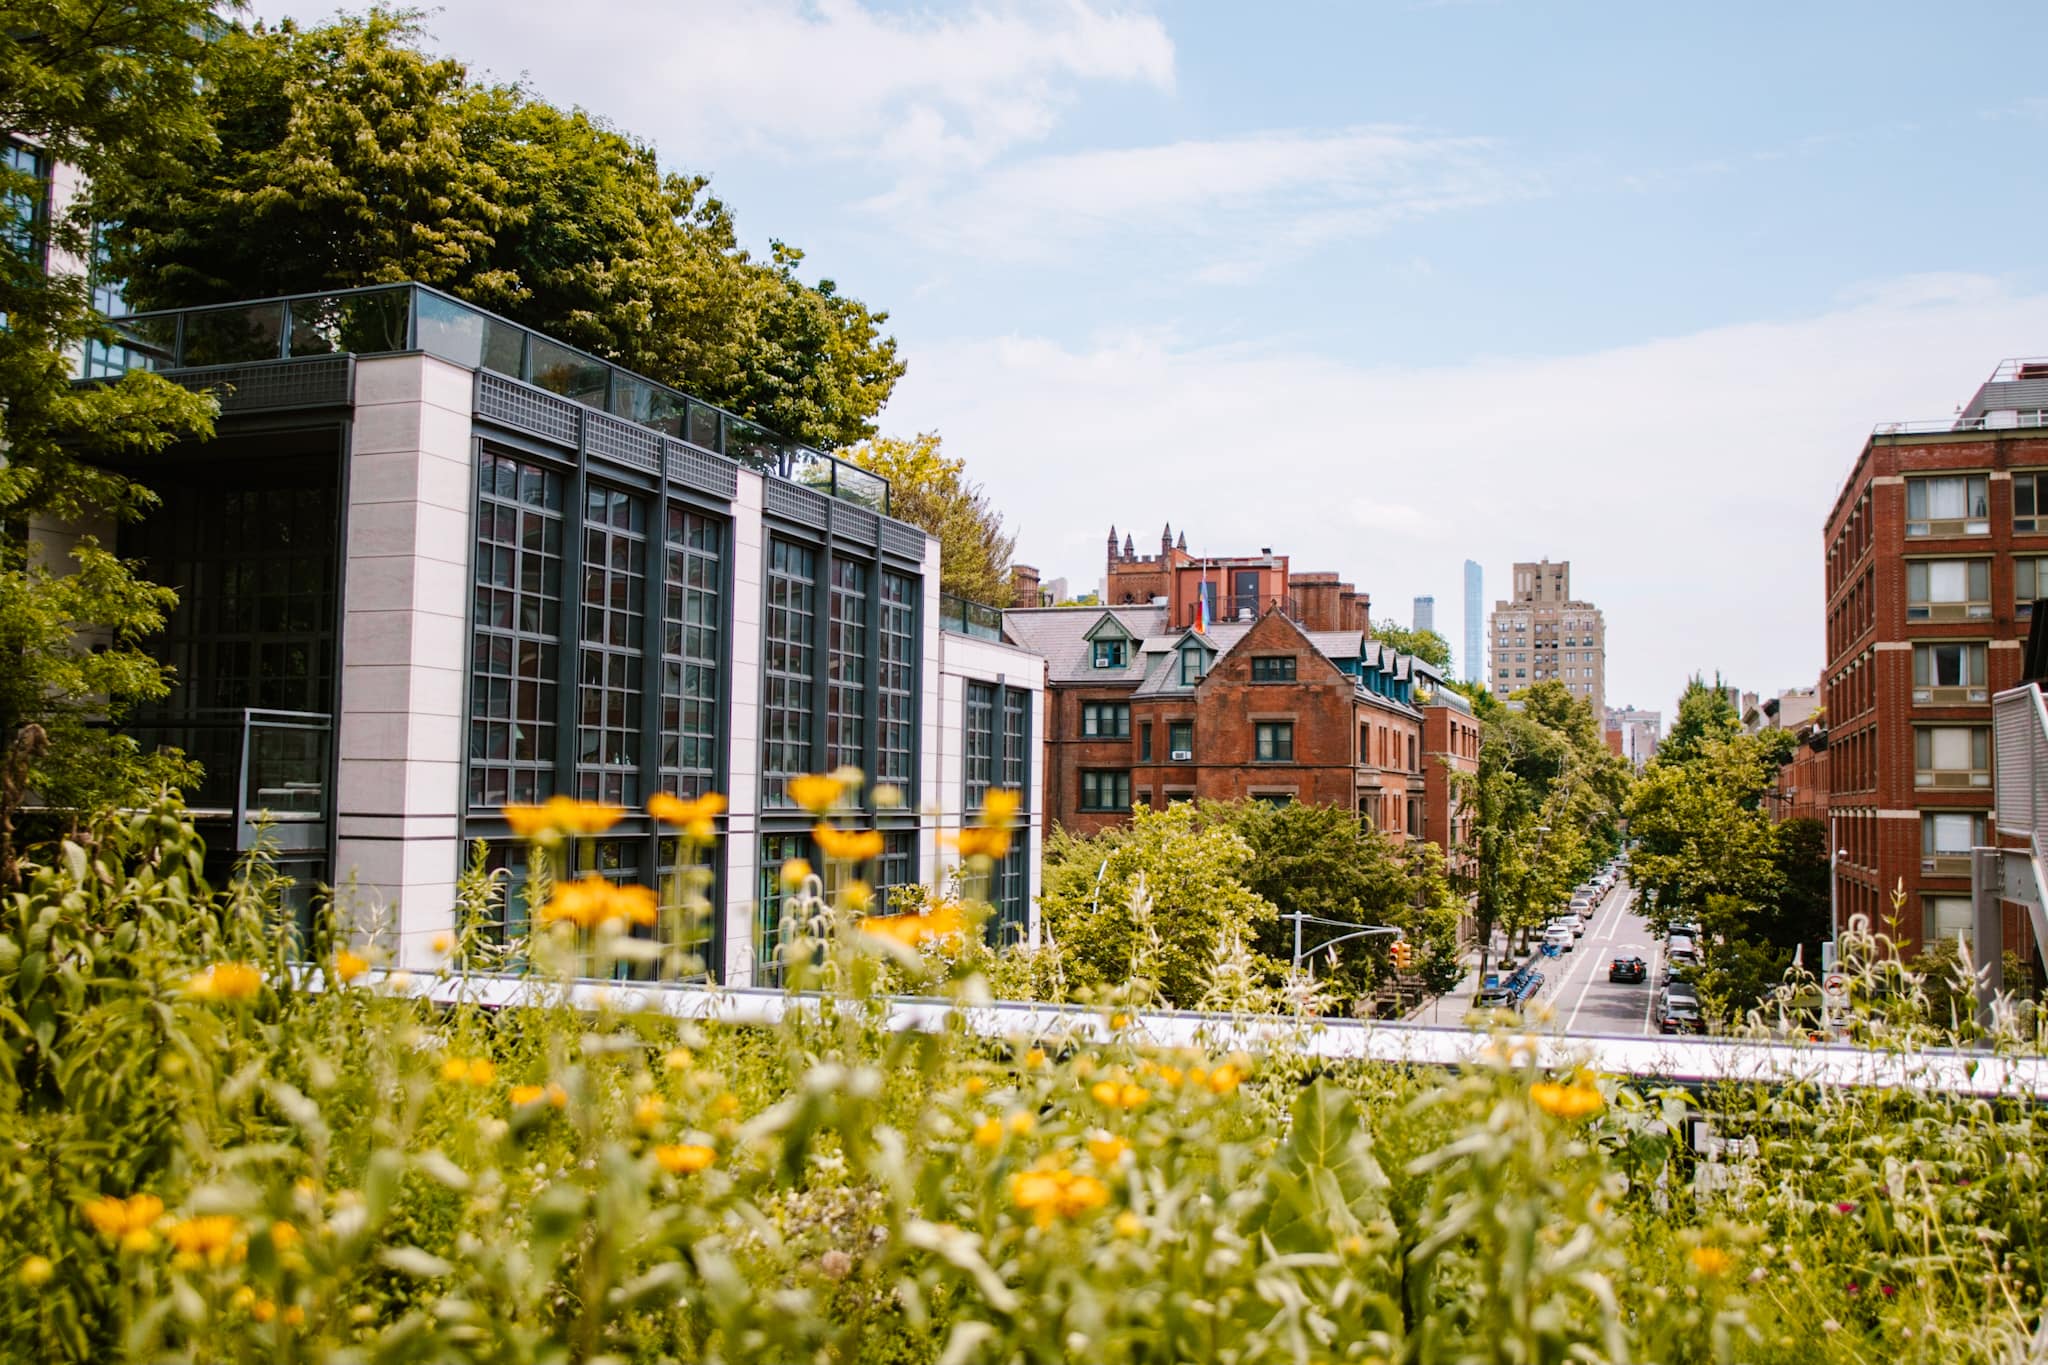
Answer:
2018, 557, 2048, 613
480, 843, 536, 943
471, 452, 563, 807
877, 571, 918, 787
1251, 656, 1297, 682
763, 539, 818, 807
992, 844, 1028, 945
1082, 702, 1130, 737
660, 507, 722, 799
1914, 726, 1991, 788
965, 681, 996, 810
1002, 691, 1030, 795
1255, 722, 1294, 762
79, 228, 133, 377
1092, 638, 1127, 668
874, 830, 918, 908
1080, 770, 1131, 811
657, 834, 719, 978
1138, 723, 1152, 761
577, 485, 646, 804
574, 837, 649, 978
757, 830, 813, 981
2, 141, 46, 266
2018, 472, 2048, 533
1925, 895, 1975, 946
1906, 559, 1991, 620
1168, 721, 1193, 759
1906, 475, 1989, 535
1911, 641, 1987, 699
1180, 648, 1205, 685
1922, 811, 1987, 859
827, 559, 869, 773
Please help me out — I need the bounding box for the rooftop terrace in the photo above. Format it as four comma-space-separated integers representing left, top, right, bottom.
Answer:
97, 283, 889, 514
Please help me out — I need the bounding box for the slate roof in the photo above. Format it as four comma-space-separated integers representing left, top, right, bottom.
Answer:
1000, 605, 1167, 684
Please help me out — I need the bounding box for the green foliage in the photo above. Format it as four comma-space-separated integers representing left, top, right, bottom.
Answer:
1037, 803, 1277, 1008
1368, 619, 1452, 669
0, 0, 220, 880
104, 11, 904, 449
844, 432, 1015, 603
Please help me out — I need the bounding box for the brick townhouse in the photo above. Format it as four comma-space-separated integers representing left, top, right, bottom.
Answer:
1823, 357, 2048, 963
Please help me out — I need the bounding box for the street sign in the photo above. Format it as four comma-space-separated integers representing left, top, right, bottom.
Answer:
1822, 973, 1849, 1009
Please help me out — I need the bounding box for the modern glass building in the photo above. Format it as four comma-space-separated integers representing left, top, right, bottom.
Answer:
1462, 559, 1483, 685
66, 284, 1045, 978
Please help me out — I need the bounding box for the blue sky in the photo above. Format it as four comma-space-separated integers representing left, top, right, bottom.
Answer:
262, 0, 2048, 716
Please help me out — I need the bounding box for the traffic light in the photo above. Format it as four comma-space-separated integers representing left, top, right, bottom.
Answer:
1391, 939, 1413, 972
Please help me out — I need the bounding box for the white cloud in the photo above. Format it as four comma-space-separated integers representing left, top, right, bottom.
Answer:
360, 0, 1176, 172
889, 277, 2048, 710
869, 125, 1534, 278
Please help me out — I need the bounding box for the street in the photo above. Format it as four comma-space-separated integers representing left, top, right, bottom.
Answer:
1424, 877, 1663, 1037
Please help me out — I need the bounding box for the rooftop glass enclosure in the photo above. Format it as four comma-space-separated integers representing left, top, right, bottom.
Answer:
101, 284, 890, 515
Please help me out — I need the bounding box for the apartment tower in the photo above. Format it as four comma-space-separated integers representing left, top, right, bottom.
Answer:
1463, 560, 1483, 685
1487, 560, 1606, 712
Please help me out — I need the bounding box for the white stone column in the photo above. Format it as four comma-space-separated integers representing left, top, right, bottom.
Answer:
332, 354, 473, 966
919, 535, 945, 884
721, 471, 766, 985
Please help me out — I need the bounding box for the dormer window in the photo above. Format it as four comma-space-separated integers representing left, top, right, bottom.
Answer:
1180, 647, 1205, 685
1093, 639, 1127, 669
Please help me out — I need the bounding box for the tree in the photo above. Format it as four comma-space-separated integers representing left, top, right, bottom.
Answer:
846, 433, 1015, 603
1658, 674, 1742, 768
1370, 621, 1452, 670
1037, 803, 1277, 1009
104, 13, 904, 450
0, 0, 221, 881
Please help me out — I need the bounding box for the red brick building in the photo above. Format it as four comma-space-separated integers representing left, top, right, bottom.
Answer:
1423, 691, 1481, 879
1003, 603, 1461, 862
1103, 525, 1369, 632
1823, 358, 2048, 962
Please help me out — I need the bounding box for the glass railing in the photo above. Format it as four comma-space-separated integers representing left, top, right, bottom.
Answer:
122, 709, 333, 852
95, 283, 889, 515
939, 594, 1005, 641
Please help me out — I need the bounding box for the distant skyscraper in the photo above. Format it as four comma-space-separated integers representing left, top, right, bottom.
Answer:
1487, 559, 1607, 714
1462, 560, 1482, 684
1412, 595, 1435, 634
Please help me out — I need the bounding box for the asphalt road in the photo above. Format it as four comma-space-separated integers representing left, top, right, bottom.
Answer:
1529, 878, 1662, 1037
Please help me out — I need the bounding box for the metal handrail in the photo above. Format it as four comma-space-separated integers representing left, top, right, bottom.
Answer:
938, 593, 1004, 641
1994, 683, 2048, 854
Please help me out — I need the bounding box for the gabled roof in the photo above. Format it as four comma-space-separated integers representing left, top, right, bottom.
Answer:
1001, 605, 1168, 683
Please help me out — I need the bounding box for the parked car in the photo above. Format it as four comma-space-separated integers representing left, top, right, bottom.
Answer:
1474, 984, 1514, 1009
1657, 988, 1704, 1035
1666, 920, 1703, 942
1543, 922, 1575, 952
1667, 935, 1700, 966
1569, 895, 1593, 915
1608, 948, 1648, 983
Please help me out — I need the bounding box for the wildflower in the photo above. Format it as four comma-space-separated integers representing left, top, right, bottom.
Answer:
1156, 1065, 1184, 1088
502, 796, 623, 838
1880, 1284, 1897, 1299
230, 1286, 256, 1312
1007, 1110, 1036, 1136
1341, 1235, 1368, 1256
955, 825, 1013, 859
537, 875, 659, 931
1109, 1013, 1131, 1030
17, 1257, 52, 1288
841, 880, 876, 913
1087, 1133, 1131, 1166
440, 1057, 497, 1087
654, 1143, 716, 1175
1010, 1169, 1111, 1227
788, 773, 847, 814
973, 1117, 1004, 1148
634, 1095, 668, 1131
981, 789, 1023, 825
83, 1194, 163, 1253
663, 1047, 694, 1072
1846, 1281, 1861, 1296
333, 950, 369, 984
283, 1305, 305, 1327
270, 1222, 301, 1253
964, 1077, 989, 1096
862, 903, 968, 950
183, 962, 262, 1002
873, 783, 905, 809
1834, 1201, 1857, 1215
1529, 1079, 1605, 1121
813, 824, 886, 862
168, 1215, 240, 1270
252, 1299, 277, 1323
1024, 1048, 1047, 1069
1689, 1246, 1733, 1278
1091, 1081, 1149, 1109
510, 1084, 547, 1107
1113, 1210, 1144, 1238
431, 932, 454, 955
1206, 1064, 1243, 1095
649, 791, 727, 842
711, 1093, 740, 1117
780, 858, 814, 888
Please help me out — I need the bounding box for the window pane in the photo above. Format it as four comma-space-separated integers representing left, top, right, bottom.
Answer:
1931, 728, 1973, 769
1927, 561, 1967, 602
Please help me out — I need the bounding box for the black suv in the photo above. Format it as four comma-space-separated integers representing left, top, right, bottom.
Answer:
1608, 952, 1647, 984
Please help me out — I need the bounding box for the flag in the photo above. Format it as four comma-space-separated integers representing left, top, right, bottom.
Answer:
1195, 584, 1209, 634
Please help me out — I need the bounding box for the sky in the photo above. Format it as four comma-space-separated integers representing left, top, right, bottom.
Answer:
258, 0, 2048, 717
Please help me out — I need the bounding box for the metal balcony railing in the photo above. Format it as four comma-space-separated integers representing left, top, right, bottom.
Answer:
124, 708, 334, 854
939, 594, 1004, 641
91, 283, 889, 515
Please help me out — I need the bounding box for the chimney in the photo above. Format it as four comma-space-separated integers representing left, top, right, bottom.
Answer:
1010, 563, 1042, 609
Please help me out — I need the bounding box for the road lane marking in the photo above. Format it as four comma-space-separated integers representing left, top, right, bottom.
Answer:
1564, 881, 1632, 1035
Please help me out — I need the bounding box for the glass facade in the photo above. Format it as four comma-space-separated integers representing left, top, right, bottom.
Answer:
827, 559, 869, 773
471, 452, 564, 808
576, 484, 647, 805
763, 538, 818, 809
660, 508, 722, 799
877, 571, 917, 787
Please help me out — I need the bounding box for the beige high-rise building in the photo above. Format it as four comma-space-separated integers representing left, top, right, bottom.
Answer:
1487, 559, 1606, 712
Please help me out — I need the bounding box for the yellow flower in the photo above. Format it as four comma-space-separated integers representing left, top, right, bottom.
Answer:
1086, 1132, 1131, 1166
1206, 1064, 1243, 1095
269, 1222, 301, 1253
251, 1298, 277, 1323
1530, 1080, 1605, 1121
229, 1285, 256, 1313
654, 1143, 716, 1175
283, 1305, 305, 1327
333, 950, 369, 984
955, 825, 1013, 859
430, 932, 454, 955
1023, 1048, 1047, 1070
167, 1215, 240, 1269
663, 1047, 695, 1073
1156, 1065, 1184, 1088
1072, 1056, 1097, 1080
813, 824, 886, 862
861, 903, 968, 951
537, 875, 659, 931
1113, 1210, 1144, 1238
440, 1056, 497, 1087
780, 858, 814, 888
510, 1084, 547, 1107
873, 783, 906, 808
972, 1116, 1004, 1148
788, 773, 846, 814
1010, 1169, 1111, 1227
1109, 1012, 1130, 1030
963, 1076, 989, 1097
842, 880, 875, 913
183, 962, 262, 1002
634, 1094, 668, 1131
1089, 1080, 1150, 1110
17, 1256, 52, 1288
82, 1194, 163, 1251
1690, 1245, 1734, 1278
649, 791, 727, 833
1007, 1110, 1036, 1136
502, 795, 624, 838
980, 789, 1023, 826
711, 1093, 741, 1117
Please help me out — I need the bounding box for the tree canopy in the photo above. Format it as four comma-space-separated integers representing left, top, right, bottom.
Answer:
846, 432, 1015, 604
1370, 621, 1452, 670
0, 0, 220, 880
102, 12, 904, 450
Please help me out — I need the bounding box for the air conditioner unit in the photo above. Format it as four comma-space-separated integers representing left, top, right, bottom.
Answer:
1170, 749, 1193, 761
1093, 658, 1112, 668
